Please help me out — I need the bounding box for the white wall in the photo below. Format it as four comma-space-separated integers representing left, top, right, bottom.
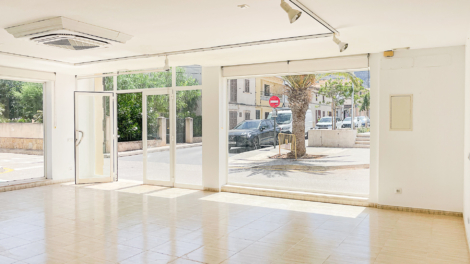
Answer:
464, 33, 470, 248
49, 73, 76, 180
371, 46, 465, 212
236, 78, 255, 106
202, 67, 227, 190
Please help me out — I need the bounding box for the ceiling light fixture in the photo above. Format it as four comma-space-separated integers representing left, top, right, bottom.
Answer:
163, 56, 170, 71
280, 0, 302, 24
333, 34, 348, 52
238, 4, 250, 9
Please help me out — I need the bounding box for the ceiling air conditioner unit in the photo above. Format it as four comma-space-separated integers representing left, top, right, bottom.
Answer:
5, 17, 133, 51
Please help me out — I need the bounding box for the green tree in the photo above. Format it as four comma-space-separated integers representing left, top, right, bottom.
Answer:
281, 74, 316, 158
318, 72, 365, 126
0, 103, 8, 123
13, 82, 43, 122
359, 91, 370, 127
108, 68, 201, 141
117, 93, 142, 141
318, 80, 352, 130
0, 80, 22, 120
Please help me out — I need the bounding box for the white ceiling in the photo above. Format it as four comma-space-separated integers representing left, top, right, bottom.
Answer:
0, 0, 469, 75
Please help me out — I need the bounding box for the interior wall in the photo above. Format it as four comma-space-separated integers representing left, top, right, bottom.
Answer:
371, 46, 465, 212
369, 54, 380, 204
464, 33, 470, 247
44, 82, 53, 179
202, 66, 227, 190
49, 73, 76, 180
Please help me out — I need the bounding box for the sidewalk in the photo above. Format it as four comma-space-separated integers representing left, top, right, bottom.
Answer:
229, 145, 370, 171
228, 146, 370, 197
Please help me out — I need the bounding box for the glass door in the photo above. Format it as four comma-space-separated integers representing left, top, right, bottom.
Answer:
143, 89, 173, 186
74, 92, 114, 184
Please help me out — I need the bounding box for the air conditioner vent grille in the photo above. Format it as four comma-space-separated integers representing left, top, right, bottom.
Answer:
31, 34, 109, 51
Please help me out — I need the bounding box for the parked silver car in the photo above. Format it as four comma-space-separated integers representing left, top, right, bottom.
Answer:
357, 116, 370, 127
341, 117, 361, 128
315, 117, 342, 130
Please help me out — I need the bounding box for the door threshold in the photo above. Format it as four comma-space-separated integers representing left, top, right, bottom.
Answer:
0, 178, 73, 192
221, 185, 369, 207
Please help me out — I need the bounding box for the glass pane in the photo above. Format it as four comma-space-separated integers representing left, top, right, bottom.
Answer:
176, 65, 201, 86
117, 93, 143, 181
118, 71, 172, 90
0, 80, 44, 183
146, 94, 170, 182
104, 76, 113, 91
227, 72, 371, 197
76, 94, 112, 181
175, 90, 202, 186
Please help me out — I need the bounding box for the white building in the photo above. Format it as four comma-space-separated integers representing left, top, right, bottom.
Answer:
228, 78, 256, 129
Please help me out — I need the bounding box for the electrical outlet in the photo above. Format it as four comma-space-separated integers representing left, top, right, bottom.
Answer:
468, 217, 470, 224
395, 188, 402, 194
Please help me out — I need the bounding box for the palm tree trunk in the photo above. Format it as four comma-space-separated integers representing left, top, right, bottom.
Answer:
288, 89, 308, 158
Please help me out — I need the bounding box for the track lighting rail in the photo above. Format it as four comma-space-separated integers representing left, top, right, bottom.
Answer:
289, 0, 339, 34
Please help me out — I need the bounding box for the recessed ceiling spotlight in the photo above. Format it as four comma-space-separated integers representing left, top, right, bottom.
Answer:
333, 34, 348, 52
238, 4, 250, 9
280, 0, 302, 24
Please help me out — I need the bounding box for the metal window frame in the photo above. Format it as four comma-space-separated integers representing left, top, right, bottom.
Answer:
75, 67, 203, 189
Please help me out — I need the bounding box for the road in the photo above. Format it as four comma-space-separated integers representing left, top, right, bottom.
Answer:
0, 153, 44, 182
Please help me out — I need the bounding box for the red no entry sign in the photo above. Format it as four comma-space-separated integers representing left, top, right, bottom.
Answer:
269, 96, 280, 108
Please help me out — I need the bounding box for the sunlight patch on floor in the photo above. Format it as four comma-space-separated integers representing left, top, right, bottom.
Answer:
85, 180, 142, 190
146, 188, 202, 198
117, 184, 167, 194
200, 192, 366, 218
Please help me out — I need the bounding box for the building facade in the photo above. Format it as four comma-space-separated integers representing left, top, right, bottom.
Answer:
255, 76, 288, 120
228, 78, 256, 129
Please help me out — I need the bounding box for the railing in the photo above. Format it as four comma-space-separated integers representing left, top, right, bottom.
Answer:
278, 133, 297, 159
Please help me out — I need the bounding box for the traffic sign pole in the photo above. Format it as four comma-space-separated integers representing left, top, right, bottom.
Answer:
269, 96, 280, 148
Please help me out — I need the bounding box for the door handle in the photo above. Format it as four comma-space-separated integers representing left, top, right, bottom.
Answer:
76, 130, 84, 146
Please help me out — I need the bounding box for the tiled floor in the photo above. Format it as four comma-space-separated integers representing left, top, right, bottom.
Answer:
0, 182, 468, 264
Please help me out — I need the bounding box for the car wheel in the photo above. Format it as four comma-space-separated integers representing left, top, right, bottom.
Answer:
252, 137, 260, 149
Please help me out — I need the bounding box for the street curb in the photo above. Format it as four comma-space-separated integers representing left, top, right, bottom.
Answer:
249, 164, 369, 171
117, 143, 203, 157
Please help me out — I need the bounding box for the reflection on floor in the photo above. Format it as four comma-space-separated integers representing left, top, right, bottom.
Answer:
0, 182, 468, 263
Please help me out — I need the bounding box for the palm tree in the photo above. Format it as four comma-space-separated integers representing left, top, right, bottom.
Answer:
281, 75, 316, 158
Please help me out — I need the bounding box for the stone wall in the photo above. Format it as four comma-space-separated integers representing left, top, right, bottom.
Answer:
0, 123, 43, 138
0, 138, 43, 150
118, 139, 165, 152
0, 123, 44, 150
308, 129, 357, 148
